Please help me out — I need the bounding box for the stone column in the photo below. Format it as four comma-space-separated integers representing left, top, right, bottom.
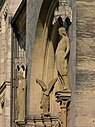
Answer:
60, 103, 66, 127
55, 91, 71, 127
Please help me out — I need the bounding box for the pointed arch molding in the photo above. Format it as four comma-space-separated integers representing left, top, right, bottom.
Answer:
37, 0, 59, 81
41, 0, 59, 59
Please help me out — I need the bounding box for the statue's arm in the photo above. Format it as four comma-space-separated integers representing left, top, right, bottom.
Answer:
64, 37, 70, 58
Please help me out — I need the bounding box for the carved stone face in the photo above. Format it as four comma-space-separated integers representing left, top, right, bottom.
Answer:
59, 27, 66, 36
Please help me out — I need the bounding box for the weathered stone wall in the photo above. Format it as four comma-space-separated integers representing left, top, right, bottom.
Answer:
0, 0, 21, 85
75, 1, 95, 127
0, 1, 7, 85
0, 0, 22, 127
0, 1, 11, 126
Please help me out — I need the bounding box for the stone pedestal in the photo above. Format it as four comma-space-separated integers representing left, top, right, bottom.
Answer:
55, 91, 71, 127
26, 115, 62, 127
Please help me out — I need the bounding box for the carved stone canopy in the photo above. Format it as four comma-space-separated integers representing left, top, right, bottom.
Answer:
53, 0, 72, 27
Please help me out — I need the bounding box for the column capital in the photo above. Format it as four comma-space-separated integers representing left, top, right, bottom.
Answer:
55, 91, 71, 109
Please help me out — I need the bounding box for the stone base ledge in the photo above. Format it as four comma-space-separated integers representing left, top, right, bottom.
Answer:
25, 115, 62, 122
15, 119, 25, 125
15, 115, 62, 127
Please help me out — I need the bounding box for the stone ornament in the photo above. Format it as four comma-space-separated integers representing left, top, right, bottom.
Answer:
36, 78, 57, 116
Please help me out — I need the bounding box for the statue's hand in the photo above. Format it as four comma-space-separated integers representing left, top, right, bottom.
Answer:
63, 68, 67, 76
